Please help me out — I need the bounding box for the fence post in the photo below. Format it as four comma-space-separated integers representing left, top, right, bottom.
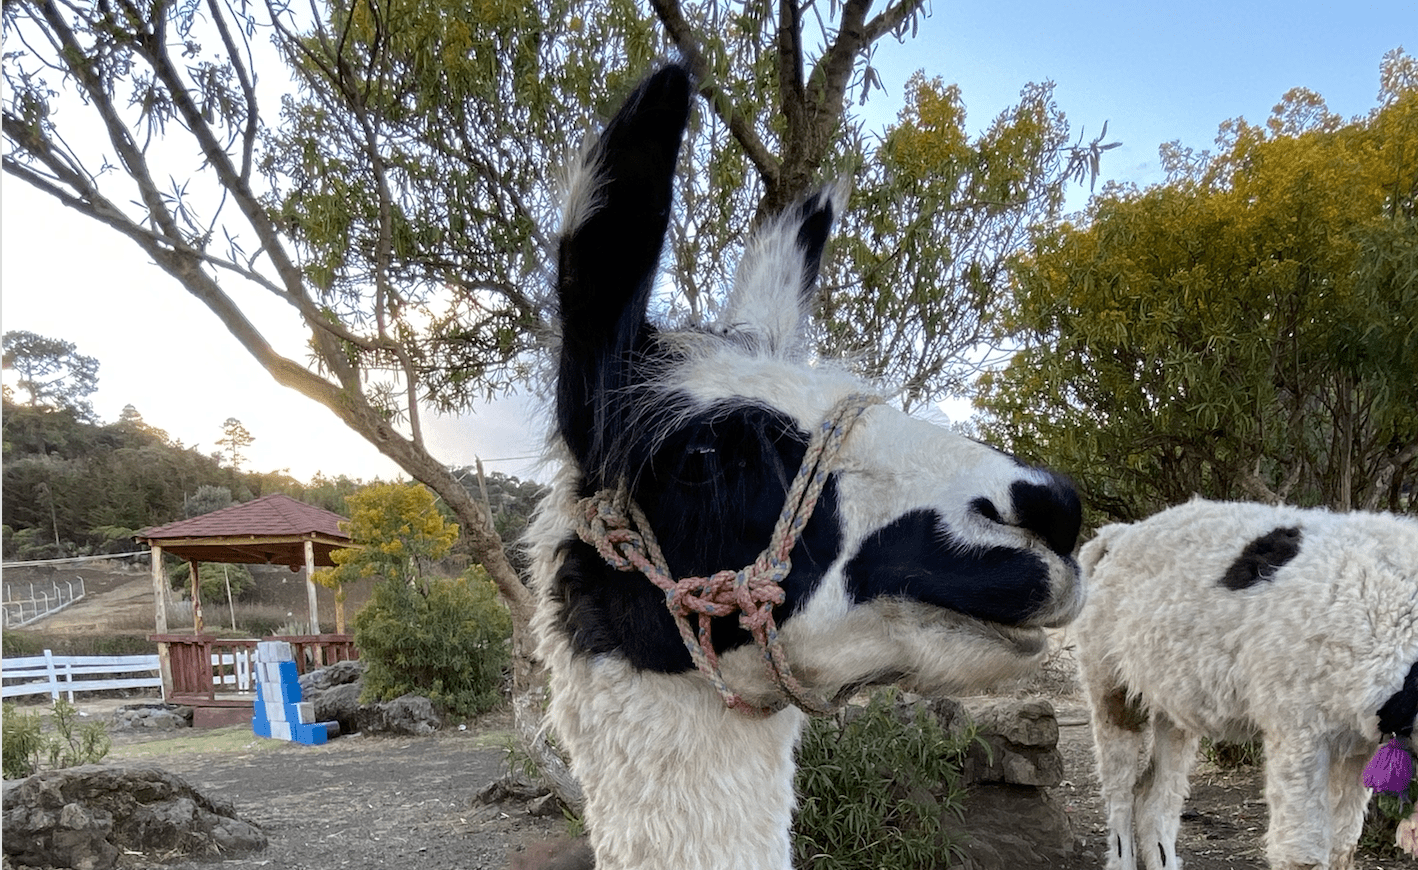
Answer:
43, 649, 59, 702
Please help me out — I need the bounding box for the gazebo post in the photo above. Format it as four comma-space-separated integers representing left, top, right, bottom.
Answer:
150, 545, 172, 700
304, 539, 320, 636
188, 558, 204, 634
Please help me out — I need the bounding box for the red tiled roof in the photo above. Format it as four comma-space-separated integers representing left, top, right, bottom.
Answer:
136, 494, 349, 542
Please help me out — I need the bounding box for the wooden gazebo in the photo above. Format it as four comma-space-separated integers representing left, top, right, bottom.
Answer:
135, 494, 358, 725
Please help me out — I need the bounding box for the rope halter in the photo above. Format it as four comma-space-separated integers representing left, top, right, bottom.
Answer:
573, 392, 882, 717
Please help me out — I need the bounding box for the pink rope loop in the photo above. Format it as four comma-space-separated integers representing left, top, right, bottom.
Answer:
573, 393, 882, 716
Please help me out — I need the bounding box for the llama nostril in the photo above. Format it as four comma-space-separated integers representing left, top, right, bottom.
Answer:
1009, 477, 1082, 557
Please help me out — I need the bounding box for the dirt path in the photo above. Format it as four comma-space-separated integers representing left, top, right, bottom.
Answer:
98, 714, 564, 870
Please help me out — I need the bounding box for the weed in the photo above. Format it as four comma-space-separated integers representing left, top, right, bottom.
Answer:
2, 699, 110, 779
1200, 738, 1263, 770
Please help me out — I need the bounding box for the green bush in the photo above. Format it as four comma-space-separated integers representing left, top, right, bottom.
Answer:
2, 704, 45, 779
793, 690, 975, 870
1, 630, 45, 658
2, 700, 111, 779
170, 561, 256, 603
352, 568, 511, 718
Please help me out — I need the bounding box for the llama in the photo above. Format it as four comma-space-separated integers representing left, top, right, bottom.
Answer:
524, 63, 1086, 870
1075, 497, 1418, 870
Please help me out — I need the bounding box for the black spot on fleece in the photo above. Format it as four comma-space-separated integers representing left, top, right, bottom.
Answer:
1219, 526, 1302, 591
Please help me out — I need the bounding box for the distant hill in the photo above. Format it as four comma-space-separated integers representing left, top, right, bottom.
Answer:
2, 399, 362, 562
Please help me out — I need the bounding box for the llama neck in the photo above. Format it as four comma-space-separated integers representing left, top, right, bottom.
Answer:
549, 654, 806, 870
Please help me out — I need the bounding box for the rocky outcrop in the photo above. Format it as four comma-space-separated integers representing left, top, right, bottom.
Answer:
297, 661, 440, 736
949, 697, 1076, 870
2, 765, 265, 870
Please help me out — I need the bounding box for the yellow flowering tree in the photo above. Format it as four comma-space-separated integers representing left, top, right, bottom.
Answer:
978, 49, 1418, 521
313, 482, 457, 632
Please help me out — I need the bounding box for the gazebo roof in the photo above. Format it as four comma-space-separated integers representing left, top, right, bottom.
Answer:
134, 493, 351, 568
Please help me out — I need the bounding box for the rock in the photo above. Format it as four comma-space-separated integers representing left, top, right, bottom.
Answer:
311, 682, 364, 733
297, 658, 364, 693
110, 703, 193, 732
359, 694, 441, 736
958, 697, 1066, 788
526, 792, 563, 818
295, 663, 438, 736
944, 784, 1076, 870
965, 698, 1060, 747
880, 695, 1074, 870
2, 765, 266, 870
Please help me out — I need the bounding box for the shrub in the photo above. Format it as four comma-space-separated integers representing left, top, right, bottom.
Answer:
170, 562, 256, 603
2, 629, 45, 658
2, 699, 110, 779
2, 705, 45, 779
352, 567, 511, 718
793, 690, 975, 870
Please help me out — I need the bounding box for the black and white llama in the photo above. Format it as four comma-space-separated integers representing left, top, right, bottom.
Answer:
1076, 498, 1418, 870
526, 64, 1086, 870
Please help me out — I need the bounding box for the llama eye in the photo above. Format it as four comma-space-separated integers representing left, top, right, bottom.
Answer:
970, 497, 1004, 525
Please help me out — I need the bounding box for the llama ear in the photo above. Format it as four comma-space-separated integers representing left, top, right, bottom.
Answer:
556, 64, 693, 468
718, 182, 846, 355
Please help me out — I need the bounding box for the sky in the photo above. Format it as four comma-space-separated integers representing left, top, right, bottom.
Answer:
2, 0, 1413, 485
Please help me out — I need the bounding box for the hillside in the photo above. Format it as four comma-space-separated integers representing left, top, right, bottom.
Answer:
3, 561, 380, 647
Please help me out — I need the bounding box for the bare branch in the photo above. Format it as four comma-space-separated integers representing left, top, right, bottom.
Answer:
647, 0, 781, 190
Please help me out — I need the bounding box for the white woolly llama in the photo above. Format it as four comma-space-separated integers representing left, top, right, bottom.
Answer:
1075, 497, 1418, 870
524, 64, 1086, 870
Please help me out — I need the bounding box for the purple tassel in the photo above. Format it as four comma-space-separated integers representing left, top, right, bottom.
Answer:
1365, 737, 1414, 796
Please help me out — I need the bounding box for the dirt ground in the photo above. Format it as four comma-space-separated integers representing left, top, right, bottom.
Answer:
75, 702, 566, 870
31, 691, 1409, 870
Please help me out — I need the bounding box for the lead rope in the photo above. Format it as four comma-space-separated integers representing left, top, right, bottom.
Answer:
573, 393, 882, 717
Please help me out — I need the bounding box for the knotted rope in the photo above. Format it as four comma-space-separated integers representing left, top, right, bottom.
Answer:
573, 393, 882, 717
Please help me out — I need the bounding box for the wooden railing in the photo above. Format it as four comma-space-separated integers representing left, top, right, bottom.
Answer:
150, 634, 357, 704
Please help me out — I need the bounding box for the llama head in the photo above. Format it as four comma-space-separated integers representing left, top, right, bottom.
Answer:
546, 63, 1084, 709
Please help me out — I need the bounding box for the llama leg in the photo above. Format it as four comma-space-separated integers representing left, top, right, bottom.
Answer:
1132, 713, 1199, 870
1261, 732, 1333, 870
1088, 682, 1149, 870
1325, 749, 1371, 870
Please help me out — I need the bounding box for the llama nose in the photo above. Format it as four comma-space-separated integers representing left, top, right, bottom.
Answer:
1008, 475, 1082, 558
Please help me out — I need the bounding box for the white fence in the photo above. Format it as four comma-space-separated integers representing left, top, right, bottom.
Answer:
2, 650, 162, 702
212, 649, 254, 692
0, 649, 256, 701
2, 578, 86, 628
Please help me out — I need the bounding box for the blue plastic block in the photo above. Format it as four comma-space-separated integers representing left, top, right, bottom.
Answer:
292, 721, 328, 745
276, 661, 300, 685
252, 716, 272, 739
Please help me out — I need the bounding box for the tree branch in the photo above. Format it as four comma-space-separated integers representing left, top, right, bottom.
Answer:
647, 0, 781, 191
